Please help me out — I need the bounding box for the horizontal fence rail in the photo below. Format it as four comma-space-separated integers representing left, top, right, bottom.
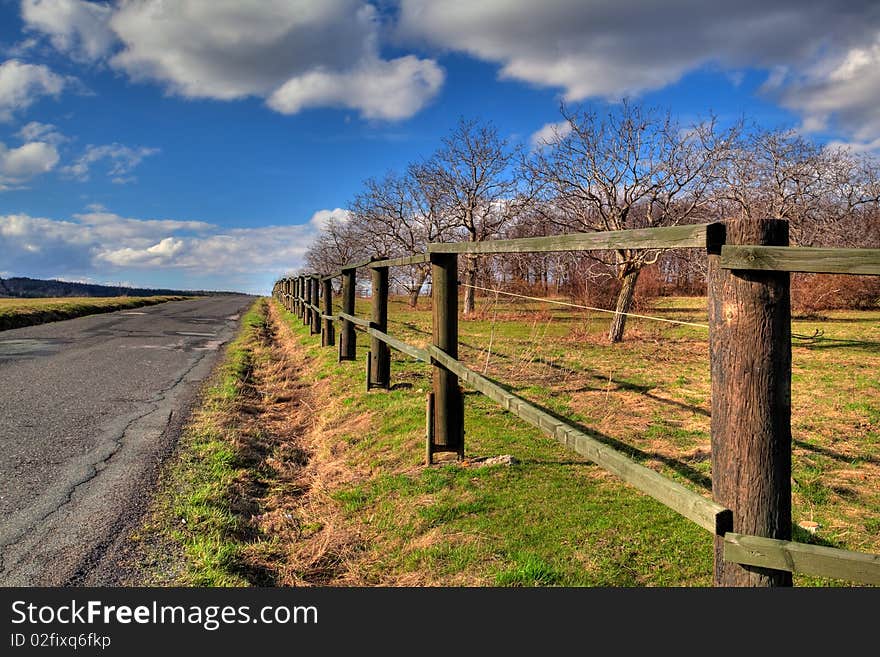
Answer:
427, 223, 712, 255
724, 533, 880, 585
368, 253, 430, 268
338, 311, 371, 328
428, 345, 732, 535
720, 245, 880, 275
368, 327, 430, 362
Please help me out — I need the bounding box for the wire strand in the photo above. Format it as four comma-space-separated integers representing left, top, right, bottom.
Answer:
459, 282, 711, 329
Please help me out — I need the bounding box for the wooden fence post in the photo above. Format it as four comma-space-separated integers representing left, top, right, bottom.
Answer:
293, 277, 299, 314
301, 276, 309, 325
310, 276, 321, 335
286, 278, 292, 311
429, 253, 464, 462
322, 277, 335, 347
302, 276, 312, 326
708, 218, 792, 587
369, 266, 390, 389
340, 268, 357, 361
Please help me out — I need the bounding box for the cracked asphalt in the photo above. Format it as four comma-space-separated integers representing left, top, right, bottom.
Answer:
0, 295, 254, 585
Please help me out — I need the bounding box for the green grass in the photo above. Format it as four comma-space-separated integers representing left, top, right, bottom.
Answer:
278, 293, 879, 586
0, 295, 188, 330
139, 299, 268, 586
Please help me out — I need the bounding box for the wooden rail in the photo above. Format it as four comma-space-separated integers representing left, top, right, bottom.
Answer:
427, 224, 710, 255
367, 327, 430, 362
368, 253, 430, 268
724, 533, 880, 585
338, 311, 371, 328
427, 346, 732, 535
720, 245, 880, 275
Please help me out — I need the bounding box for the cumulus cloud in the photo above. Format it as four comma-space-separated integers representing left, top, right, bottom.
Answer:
397, 1, 880, 142
0, 59, 67, 121
21, 0, 444, 120
529, 120, 572, 150
0, 140, 60, 190
0, 208, 330, 291
99, 236, 186, 266
267, 55, 444, 120
62, 143, 159, 183
21, 0, 115, 61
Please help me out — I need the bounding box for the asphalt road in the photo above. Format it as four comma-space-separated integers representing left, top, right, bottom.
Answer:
0, 295, 255, 585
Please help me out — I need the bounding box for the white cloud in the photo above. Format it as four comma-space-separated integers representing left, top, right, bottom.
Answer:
0, 140, 60, 190
825, 137, 880, 154
5, 37, 41, 58
62, 143, 159, 182
0, 208, 332, 291
16, 121, 68, 145
529, 120, 572, 150
21, 0, 444, 121
777, 33, 880, 144
21, 0, 116, 61
267, 55, 444, 120
99, 236, 186, 266
0, 59, 67, 121
308, 207, 351, 231
397, 1, 880, 140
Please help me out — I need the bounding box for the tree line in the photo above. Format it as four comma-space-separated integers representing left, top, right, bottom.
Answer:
304, 102, 880, 341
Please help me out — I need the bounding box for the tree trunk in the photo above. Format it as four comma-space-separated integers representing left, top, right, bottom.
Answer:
463, 255, 476, 315
407, 269, 429, 308
608, 269, 640, 343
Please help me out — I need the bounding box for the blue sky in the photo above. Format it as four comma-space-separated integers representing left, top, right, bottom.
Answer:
1, 1, 879, 294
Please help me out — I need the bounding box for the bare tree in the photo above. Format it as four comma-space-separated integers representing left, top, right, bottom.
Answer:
531, 101, 729, 342
304, 214, 367, 278
426, 118, 528, 314
346, 165, 457, 306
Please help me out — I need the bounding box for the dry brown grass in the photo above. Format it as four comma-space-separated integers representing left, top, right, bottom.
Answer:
233, 302, 373, 585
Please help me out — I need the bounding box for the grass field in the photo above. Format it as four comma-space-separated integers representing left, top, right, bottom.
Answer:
294, 293, 879, 585
141, 293, 879, 586
0, 295, 188, 331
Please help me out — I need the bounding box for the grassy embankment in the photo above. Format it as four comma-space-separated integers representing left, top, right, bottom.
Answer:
140, 293, 879, 586
0, 296, 189, 331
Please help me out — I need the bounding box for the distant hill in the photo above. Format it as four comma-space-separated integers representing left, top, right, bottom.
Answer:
0, 277, 234, 298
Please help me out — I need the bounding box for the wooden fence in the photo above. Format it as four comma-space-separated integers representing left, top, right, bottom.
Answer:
272, 219, 880, 587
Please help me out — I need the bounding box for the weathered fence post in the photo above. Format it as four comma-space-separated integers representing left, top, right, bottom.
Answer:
286, 278, 292, 311
429, 252, 464, 462
708, 218, 792, 587
310, 275, 321, 335
293, 277, 300, 314
425, 392, 435, 465
322, 277, 335, 347
301, 276, 309, 325
340, 267, 357, 361
369, 265, 390, 389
